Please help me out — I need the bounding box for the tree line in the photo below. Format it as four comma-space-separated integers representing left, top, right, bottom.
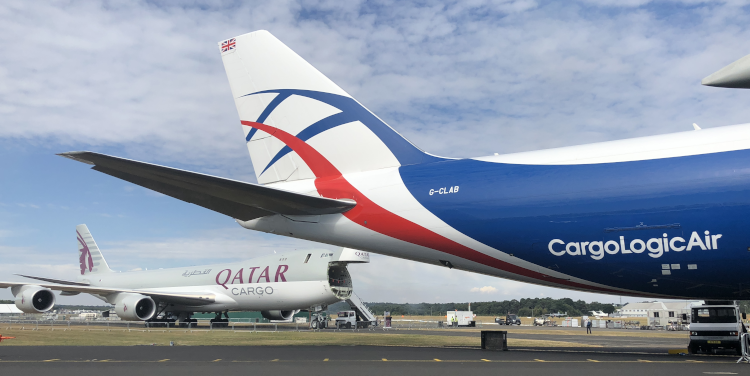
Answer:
364, 298, 618, 317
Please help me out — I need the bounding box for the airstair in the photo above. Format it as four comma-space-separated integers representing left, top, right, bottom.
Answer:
346, 292, 378, 326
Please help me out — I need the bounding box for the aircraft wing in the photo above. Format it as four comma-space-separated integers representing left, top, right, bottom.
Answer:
58, 151, 356, 221
0, 282, 217, 306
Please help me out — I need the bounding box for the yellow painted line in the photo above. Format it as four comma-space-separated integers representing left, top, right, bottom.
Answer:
271, 359, 279, 362
687, 360, 704, 363
43, 359, 60, 362
434, 358, 442, 362
324, 358, 329, 362
481, 359, 491, 362
158, 359, 169, 362
534, 359, 545, 362
638, 359, 652, 362
382, 358, 388, 361
213, 359, 221, 362
587, 359, 599, 362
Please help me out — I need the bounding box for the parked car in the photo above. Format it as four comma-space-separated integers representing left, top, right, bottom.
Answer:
505, 314, 521, 325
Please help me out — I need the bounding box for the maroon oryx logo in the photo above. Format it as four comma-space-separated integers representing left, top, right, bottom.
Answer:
77, 230, 94, 275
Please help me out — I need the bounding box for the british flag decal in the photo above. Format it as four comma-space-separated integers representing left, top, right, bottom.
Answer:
221, 38, 236, 53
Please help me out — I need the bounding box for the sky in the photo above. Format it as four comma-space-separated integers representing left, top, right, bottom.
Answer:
1, 0, 750, 305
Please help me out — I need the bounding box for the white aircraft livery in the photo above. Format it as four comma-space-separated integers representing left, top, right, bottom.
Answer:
59, 30, 750, 300
0, 224, 368, 322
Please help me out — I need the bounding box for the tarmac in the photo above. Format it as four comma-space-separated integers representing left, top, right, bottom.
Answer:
0, 345, 745, 376
0, 325, 745, 375
378, 325, 690, 349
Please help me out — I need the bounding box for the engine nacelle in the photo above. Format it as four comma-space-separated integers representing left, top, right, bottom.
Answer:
113, 293, 156, 321
261, 310, 297, 321
12, 285, 55, 313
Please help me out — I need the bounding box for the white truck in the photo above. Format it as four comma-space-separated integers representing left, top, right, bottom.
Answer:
688, 301, 747, 355
335, 311, 357, 329
447, 311, 475, 327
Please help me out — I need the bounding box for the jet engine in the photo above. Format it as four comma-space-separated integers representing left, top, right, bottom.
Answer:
261, 310, 298, 321
113, 293, 156, 321
12, 285, 55, 313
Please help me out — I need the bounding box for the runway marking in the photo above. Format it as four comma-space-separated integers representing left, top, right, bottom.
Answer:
587, 359, 599, 362
324, 358, 329, 362
271, 359, 279, 362
637, 359, 652, 362
687, 360, 704, 363
213, 359, 221, 362
534, 359, 545, 362
382, 358, 388, 361
434, 359, 442, 362
43, 359, 59, 362
158, 359, 169, 362
481, 359, 491, 362
702, 373, 737, 375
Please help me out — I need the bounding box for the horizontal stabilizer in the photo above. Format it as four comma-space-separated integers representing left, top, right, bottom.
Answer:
58, 151, 356, 221
702, 52, 750, 89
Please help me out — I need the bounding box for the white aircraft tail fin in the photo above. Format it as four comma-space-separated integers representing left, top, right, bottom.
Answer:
218, 30, 442, 185
76, 224, 113, 276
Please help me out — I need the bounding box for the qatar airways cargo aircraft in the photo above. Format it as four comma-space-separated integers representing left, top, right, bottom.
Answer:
60, 30, 750, 300
0, 224, 368, 323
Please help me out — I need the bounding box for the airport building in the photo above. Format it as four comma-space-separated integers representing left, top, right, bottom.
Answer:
616, 301, 699, 325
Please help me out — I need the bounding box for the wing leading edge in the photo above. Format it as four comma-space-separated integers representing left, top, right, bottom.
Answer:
0, 281, 218, 306
58, 151, 356, 221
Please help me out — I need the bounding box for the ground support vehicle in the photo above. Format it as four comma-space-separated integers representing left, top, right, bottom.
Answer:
310, 312, 328, 329
505, 314, 521, 325
689, 301, 747, 355
448, 311, 475, 327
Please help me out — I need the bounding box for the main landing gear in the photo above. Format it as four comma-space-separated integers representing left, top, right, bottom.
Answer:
211, 311, 230, 328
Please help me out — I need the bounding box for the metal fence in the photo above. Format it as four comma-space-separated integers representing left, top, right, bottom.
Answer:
0, 318, 486, 333
0, 319, 305, 332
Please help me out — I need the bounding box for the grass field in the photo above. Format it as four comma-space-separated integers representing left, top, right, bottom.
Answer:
0, 326, 597, 348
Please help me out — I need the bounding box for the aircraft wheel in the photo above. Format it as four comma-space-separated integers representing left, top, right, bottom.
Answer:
311, 320, 318, 330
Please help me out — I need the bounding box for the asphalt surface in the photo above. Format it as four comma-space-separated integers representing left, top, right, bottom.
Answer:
374, 325, 690, 349
0, 345, 745, 376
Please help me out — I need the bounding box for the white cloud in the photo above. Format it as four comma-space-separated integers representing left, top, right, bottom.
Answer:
1, 1, 748, 178
470, 286, 498, 293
